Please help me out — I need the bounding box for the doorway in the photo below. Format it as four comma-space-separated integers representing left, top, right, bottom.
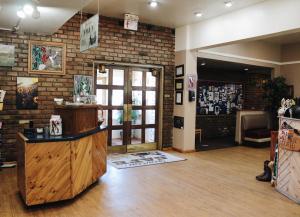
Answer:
95, 64, 160, 153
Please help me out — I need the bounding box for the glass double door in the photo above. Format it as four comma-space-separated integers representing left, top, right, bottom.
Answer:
95, 65, 159, 153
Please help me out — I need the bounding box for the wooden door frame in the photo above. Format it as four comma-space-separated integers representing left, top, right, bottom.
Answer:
93, 61, 164, 151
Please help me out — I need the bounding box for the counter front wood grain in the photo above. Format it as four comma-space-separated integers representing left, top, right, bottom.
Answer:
17, 130, 107, 206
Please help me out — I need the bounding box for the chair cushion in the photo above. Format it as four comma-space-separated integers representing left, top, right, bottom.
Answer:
245, 128, 270, 139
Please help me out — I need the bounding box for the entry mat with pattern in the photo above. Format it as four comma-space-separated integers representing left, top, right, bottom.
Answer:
109, 151, 186, 169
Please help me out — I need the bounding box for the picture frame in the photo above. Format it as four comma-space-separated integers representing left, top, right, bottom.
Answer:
28, 41, 66, 75
175, 65, 184, 77
175, 91, 183, 105
175, 79, 184, 90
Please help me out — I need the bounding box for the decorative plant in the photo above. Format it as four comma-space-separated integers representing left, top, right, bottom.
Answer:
262, 76, 289, 129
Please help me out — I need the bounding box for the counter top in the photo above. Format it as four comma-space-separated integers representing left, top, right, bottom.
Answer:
22, 126, 107, 143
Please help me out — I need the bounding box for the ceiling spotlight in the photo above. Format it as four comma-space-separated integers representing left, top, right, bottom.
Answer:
225, 1, 233, 8
201, 62, 206, 66
244, 68, 249, 71
194, 12, 203, 17
149, 0, 158, 8
17, 9, 26, 19
23, 4, 34, 15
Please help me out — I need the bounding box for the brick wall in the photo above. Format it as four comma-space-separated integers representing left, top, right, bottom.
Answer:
0, 14, 175, 160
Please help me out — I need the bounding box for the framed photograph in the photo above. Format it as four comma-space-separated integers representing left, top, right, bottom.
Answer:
175, 65, 184, 77
74, 75, 94, 96
175, 91, 183, 105
16, 77, 38, 110
0, 44, 14, 66
175, 79, 184, 90
28, 41, 66, 75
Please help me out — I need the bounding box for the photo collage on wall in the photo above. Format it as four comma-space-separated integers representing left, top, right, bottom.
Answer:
197, 81, 243, 115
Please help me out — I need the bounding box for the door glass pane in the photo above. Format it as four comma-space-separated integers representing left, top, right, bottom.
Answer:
132, 71, 143, 86
112, 69, 124, 86
132, 91, 142, 106
112, 130, 123, 146
131, 110, 142, 125
146, 110, 155, 125
146, 71, 156, 87
112, 110, 123, 126
131, 129, 142, 144
145, 128, 155, 143
146, 91, 156, 106
112, 90, 124, 106
98, 110, 108, 127
96, 89, 108, 105
97, 69, 109, 85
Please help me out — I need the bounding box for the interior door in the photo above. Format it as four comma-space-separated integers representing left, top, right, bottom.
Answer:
95, 64, 160, 153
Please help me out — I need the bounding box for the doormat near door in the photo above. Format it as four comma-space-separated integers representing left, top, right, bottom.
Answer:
108, 151, 186, 169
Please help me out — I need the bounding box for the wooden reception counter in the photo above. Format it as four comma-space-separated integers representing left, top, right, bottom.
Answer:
17, 127, 107, 206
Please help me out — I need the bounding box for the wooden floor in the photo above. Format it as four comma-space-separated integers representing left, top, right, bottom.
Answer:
1, 146, 300, 217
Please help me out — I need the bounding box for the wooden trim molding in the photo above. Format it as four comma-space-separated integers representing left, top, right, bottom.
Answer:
172, 147, 196, 153
198, 50, 300, 66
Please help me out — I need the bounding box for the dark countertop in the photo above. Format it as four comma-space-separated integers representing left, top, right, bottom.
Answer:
23, 126, 107, 143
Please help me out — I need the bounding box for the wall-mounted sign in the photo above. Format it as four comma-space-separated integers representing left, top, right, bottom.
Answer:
80, 14, 99, 52
124, 14, 139, 31
187, 74, 197, 91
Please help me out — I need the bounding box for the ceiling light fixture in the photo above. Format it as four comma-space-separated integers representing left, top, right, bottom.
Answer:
23, 4, 34, 15
225, 1, 233, 8
17, 9, 26, 19
149, 0, 158, 8
194, 12, 203, 17
201, 62, 206, 66
244, 68, 249, 71
32, 7, 41, 19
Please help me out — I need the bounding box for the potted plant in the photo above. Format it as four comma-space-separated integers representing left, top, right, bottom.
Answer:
263, 76, 290, 129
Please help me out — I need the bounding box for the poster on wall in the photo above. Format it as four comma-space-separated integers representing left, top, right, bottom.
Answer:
16, 77, 38, 110
124, 14, 139, 31
197, 81, 243, 115
28, 41, 66, 75
74, 75, 93, 96
80, 14, 99, 52
0, 44, 14, 66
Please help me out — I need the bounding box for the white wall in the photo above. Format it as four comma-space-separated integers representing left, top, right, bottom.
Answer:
176, 0, 300, 51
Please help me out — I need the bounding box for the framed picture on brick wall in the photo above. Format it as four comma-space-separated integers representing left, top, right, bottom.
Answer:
28, 41, 66, 75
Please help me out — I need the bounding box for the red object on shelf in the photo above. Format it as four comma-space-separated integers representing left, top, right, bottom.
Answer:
270, 131, 278, 161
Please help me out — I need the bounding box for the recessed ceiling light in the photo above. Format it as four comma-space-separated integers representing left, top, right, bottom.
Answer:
23, 4, 34, 15
149, 0, 158, 8
244, 68, 249, 71
17, 9, 26, 19
194, 12, 203, 17
201, 62, 206, 66
225, 1, 233, 8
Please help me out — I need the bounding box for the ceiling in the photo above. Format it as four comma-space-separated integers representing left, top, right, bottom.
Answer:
0, 0, 94, 34
260, 31, 300, 45
84, 0, 267, 28
198, 57, 272, 73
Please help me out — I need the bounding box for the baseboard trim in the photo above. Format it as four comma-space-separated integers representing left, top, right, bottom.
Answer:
172, 147, 196, 153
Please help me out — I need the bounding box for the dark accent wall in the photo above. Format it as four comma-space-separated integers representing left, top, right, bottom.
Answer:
0, 14, 175, 160
197, 66, 271, 139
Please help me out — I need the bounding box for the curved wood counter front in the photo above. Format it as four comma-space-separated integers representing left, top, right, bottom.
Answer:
17, 127, 107, 206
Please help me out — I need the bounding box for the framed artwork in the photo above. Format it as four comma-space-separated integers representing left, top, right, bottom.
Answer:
16, 77, 38, 110
175, 79, 184, 90
80, 14, 99, 52
0, 44, 15, 66
175, 65, 184, 77
74, 75, 94, 96
175, 91, 183, 105
28, 41, 66, 75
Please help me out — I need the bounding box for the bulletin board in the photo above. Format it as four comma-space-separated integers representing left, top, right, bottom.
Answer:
197, 80, 243, 115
